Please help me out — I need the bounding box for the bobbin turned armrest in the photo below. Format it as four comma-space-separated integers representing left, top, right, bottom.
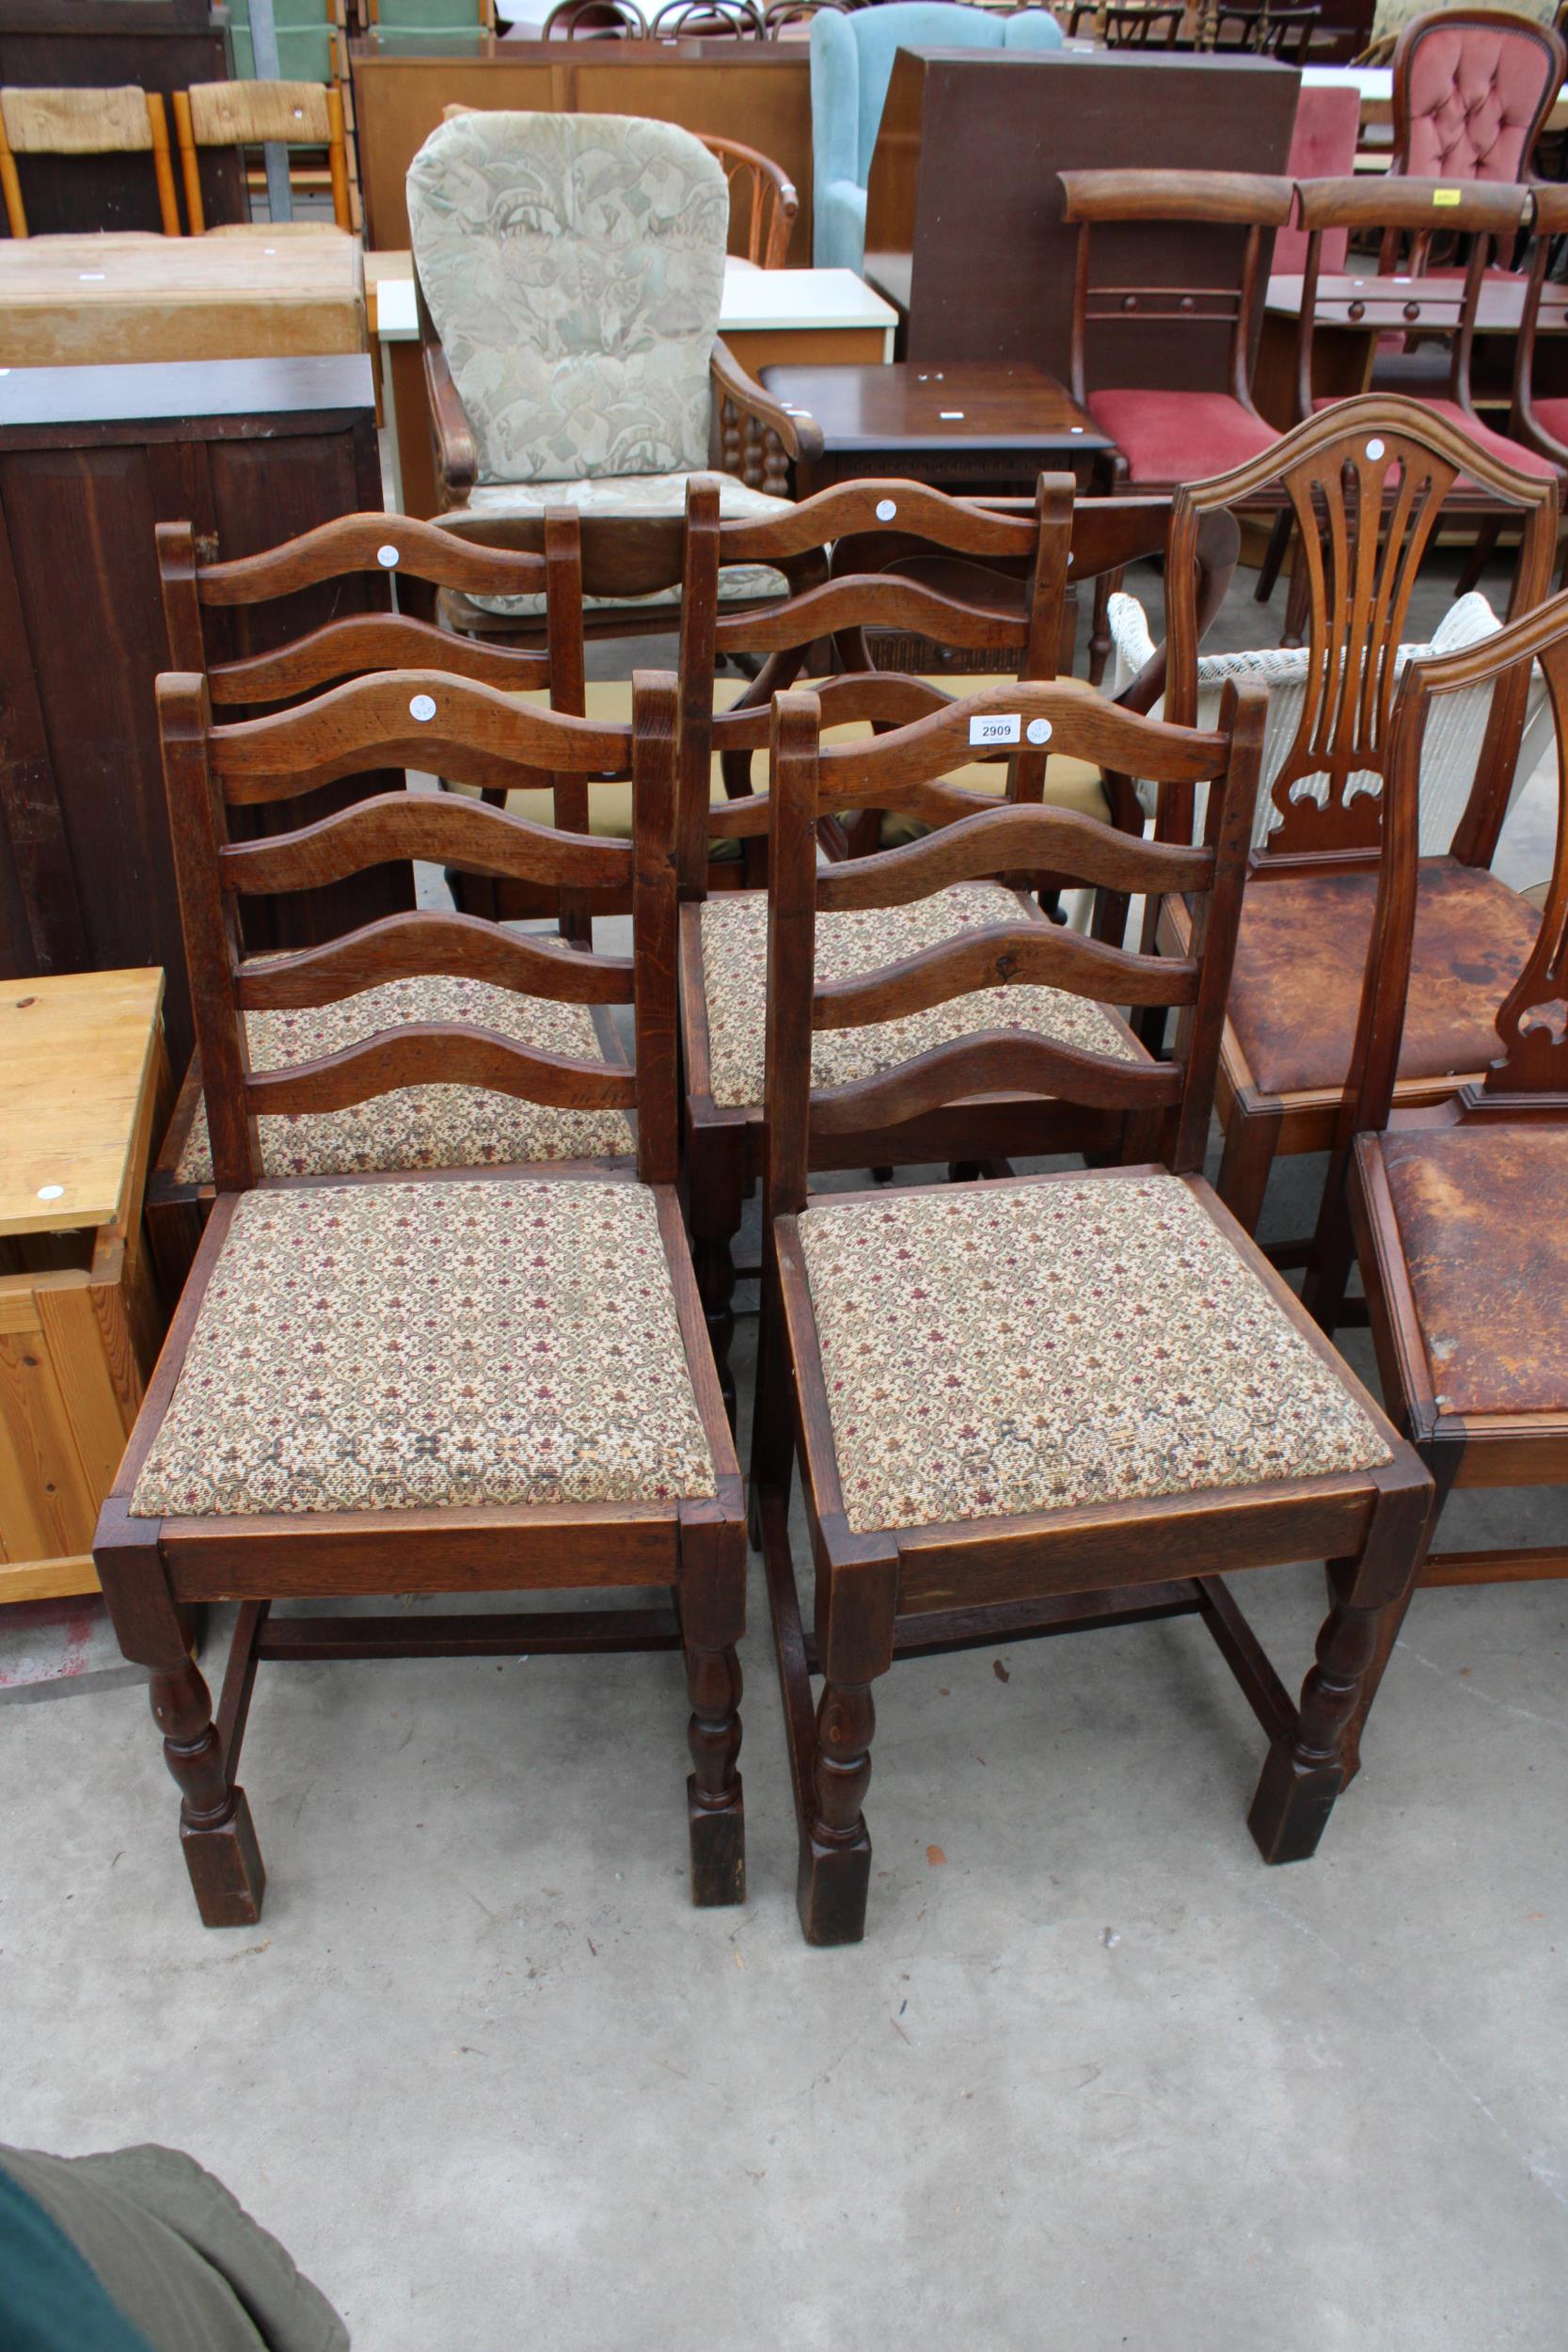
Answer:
710, 339, 825, 473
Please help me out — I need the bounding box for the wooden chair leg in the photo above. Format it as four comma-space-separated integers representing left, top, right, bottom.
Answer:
687, 1135, 745, 1421
799, 1678, 878, 1946
1215, 1102, 1281, 1235
677, 1502, 746, 1906
96, 1502, 264, 1927
1087, 563, 1121, 688
153, 1651, 267, 1928
1256, 509, 1291, 605
1455, 518, 1502, 600
1281, 548, 1311, 648
1247, 1470, 1433, 1863
1337, 1447, 1456, 1781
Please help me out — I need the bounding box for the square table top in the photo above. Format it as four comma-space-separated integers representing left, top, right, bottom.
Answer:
0, 968, 165, 1240
0, 229, 365, 368
756, 360, 1113, 454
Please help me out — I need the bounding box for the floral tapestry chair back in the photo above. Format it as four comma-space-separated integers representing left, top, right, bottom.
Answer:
407, 110, 730, 487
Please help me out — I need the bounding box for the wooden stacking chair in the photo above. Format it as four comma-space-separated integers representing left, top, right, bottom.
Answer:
173, 79, 352, 232
93, 668, 746, 1926
749, 674, 1433, 1946
1057, 168, 1292, 680
1308, 587, 1568, 1766
145, 510, 612, 1295
1144, 398, 1558, 1258
0, 86, 180, 238
675, 473, 1242, 1406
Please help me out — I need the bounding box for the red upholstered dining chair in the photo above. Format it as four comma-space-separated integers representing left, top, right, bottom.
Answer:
1274, 83, 1361, 277
93, 669, 747, 1926
1505, 180, 1568, 507
1389, 7, 1565, 183
1144, 397, 1558, 1255
1306, 586, 1568, 1772
749, 674, 1434, 1946
1059, 168, 1292, 680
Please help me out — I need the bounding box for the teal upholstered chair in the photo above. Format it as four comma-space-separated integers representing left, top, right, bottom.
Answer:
809, 1, 1063, 270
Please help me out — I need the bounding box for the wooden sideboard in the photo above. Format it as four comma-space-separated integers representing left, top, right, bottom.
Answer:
864, 49, 1303, 385
0, 0, 243, 232
0, 355, 412, 1072
349, 36, 814, 254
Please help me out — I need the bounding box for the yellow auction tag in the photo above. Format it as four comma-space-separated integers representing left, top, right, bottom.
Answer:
1433, 188, 1463, 206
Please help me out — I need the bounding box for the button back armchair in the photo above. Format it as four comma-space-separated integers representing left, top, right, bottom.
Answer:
407, 110, 820, 624
750, 676, 1433, 1945
95, 669, 746, 1925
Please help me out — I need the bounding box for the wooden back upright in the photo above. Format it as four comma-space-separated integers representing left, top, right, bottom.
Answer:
675, 472, 1075, 895
174, 80, 353, 233
1161, 395, 1559, 863
1058, 168, 1295, 414
0, 86, 180, 237
760, 676, 1269, 1215
158, 668, 682, 1194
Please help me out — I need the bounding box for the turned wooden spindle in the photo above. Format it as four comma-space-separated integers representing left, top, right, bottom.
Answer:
810, 1679, 876, 1847
685, 1644, 745, 1905
151, 1654, 238, 1832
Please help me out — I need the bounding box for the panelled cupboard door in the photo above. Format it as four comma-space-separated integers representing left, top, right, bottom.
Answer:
0, 356, 413, 1071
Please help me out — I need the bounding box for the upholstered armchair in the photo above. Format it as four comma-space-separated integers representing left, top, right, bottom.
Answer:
1370, 4, 1564, 166
808, 1, 1062, 272
407, 111, 820, 589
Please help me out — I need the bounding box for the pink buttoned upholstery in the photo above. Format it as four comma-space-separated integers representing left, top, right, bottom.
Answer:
1275, 87, 1360, 274
1400, 21, 1560, 182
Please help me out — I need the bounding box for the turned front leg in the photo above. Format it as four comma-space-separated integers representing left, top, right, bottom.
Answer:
685, 1645, 745, 1906
798, 1547, 898, 1947
152, 1652, 265, 1927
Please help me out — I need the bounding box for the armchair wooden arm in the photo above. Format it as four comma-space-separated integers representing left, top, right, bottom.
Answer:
710, 339, 823, 493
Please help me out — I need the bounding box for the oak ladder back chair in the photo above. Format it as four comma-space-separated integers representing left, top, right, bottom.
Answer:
1058, 168, 1294, 681
699, 132, 800, 268
0, 85, 181, 238
172, 80, 353, 233
1150, 396, 1558, 1258
145, 511, 628, 1295
406, 110, 822, 638
1310, 587, 1568, 1767
749, 675, 1433, 1945
676, 469, 1140, 1404
1389, 7, 1566, 184
95, 668, 747, 1927
1259, 174, 1553, 623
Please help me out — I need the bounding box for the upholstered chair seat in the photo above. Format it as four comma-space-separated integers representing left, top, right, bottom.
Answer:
797, 1172, 1391, 1537
173, 972, 635, 1185
1309, 392, 1558, 483
130, 1179, 719, 1519
1085, 390, 1279, 487
694, 882, 1144, 1110
456, 472, 790, 614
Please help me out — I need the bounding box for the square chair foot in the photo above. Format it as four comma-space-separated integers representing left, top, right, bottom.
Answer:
1246, 1740, 1346, 1866
181, 1788, 266, 1928
689, 1777, 746, 1906
797, 1828, 872, 1947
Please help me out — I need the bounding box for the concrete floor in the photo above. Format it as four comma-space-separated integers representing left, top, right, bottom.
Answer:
4, 559, 1567, 2348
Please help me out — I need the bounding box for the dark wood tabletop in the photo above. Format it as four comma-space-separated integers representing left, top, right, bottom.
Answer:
757, 360, 1114, 454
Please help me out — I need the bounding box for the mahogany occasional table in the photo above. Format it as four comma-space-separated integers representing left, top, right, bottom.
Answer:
757, 360, 1114, 498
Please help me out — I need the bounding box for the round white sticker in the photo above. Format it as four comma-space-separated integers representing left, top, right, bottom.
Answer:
1026, 719, 1052, 746
409, 693, 436, 723
1366, 438, 1386, 460
377, 544, 401, 567
37, 1184, 64, 1201
875, 498, 897, 521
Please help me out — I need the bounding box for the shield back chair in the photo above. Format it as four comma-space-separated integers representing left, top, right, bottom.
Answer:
1058, 168, 1294, 683
749, 675, 1434, 1945
1307, 586, 1568, 1769
406, 109, 822, 647
94, 667, 747, 1926
0, 85, 181, 237
172, 80, 353, 233
1258, 175, 1554, 621
1147, 398, 1558, 1257
144, 510, 631, 1296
